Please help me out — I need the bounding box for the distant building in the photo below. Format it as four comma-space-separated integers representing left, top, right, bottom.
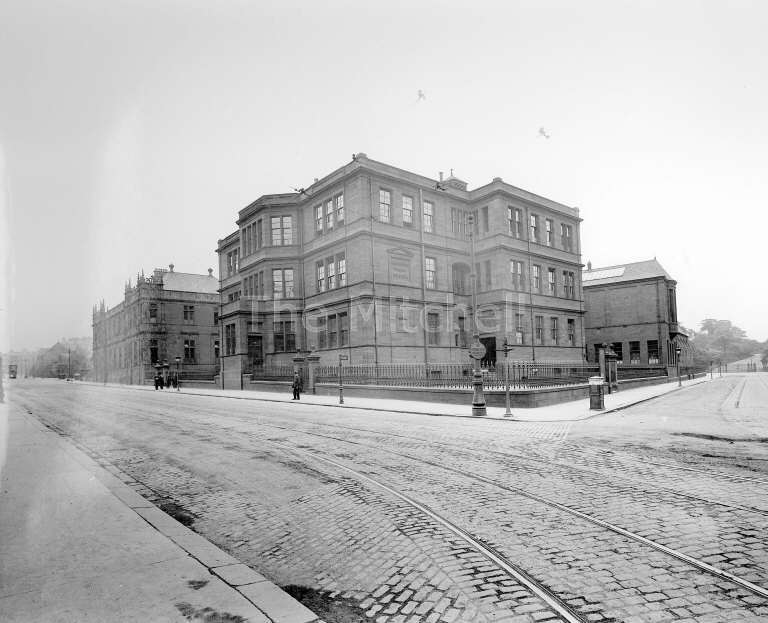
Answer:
217, 153, 586, 387
92, 265, 219, 384
582, 258, 690, 372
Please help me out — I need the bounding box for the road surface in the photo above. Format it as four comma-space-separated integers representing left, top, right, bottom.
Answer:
7, 374, 768, 622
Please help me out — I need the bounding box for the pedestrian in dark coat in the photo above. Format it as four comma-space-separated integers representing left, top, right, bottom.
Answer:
292, 372, 303, 400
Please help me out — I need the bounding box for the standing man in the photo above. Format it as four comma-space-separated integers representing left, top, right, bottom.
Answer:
292, 372, 303, 400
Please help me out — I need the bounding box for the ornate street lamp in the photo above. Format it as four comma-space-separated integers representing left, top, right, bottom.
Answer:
467, 213, 486, 417
501, 338, 514, 418
338, 353, 348, 404
675, 345, 682, 387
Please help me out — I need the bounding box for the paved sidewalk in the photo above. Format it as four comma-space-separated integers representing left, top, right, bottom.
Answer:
0, 399, 321, 623
90, 375, 710, 422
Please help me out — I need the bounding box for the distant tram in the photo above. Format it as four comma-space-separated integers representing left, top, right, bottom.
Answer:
8, 364, 17, 379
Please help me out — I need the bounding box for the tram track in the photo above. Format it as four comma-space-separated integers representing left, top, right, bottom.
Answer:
259, 417, 768, 514
15, 384, 768, 620
252, 420, 768, 602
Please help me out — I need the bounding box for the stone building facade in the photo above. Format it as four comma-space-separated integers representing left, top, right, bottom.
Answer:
583, 258, 690, 372
217, 154, 586, 386
92, 265, 219, 384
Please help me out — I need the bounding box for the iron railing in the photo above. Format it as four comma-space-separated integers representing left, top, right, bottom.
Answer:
315, 361, 598, 390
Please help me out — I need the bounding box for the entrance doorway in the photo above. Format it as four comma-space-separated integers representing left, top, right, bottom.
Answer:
480, 336, 496, 368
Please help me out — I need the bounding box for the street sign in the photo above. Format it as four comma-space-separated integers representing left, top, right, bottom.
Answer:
468, 340, 486, 360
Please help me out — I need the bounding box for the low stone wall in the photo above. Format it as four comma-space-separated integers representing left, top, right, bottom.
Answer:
239, 373, 702, 408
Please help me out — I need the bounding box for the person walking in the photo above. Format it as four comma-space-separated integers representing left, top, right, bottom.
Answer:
292, 372, 303, 400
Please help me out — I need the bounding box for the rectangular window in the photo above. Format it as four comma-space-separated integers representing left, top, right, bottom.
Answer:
213, 311, 219, 325
273, 269, 283, 299
325, 199, 334, 230
548, 268, 556, 295
630, 341, 640, 364
335, 193, 344, 224
484, 259, 491, 288
316, 317, 327, 349
339, 312, 349, 346
535, 315, 543, 345
563, 271, 575, 299
315, 205, 323, 232
225, 324, 236, 356
612, 342, 624, 363
648, 340, 660, 365
455, 316, 468, 347
316, 262, 325, 293
256, 220, 262, 248
529, 214, 539, 242
425, 257, 436, 289
150, 338, 159, 363
545, 219, 554, 246
259, 271, 264, 296
271, 215, 293, 245
274, 320, 296, 353
149, 303, 158, 321
532, 265, 541, 291
550, 317, 558, 344
423, 200, 434, 233
510, 260, 524, 290
337, 253, 346, 287
379, 189, 391, 222
509, 207, 522, 238
214, 339, 220, 359
567, 319, 575, 346
561, 223, 573, 251
184, 338, 196, 363
481, 206, 489, 233
272, 268, 294, 299
402, 195, 413, 225
427, 312, 440, 345
183, 305, 195, 323
326, 256, 335, 290
328, 314, 337, 347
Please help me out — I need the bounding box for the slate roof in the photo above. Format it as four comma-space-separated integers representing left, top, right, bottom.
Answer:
161, 271, 219, 294
582, 258, 673, 287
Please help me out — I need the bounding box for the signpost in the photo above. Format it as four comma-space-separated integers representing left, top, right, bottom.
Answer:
338, 353, 348, 404
501, 338, 514, 417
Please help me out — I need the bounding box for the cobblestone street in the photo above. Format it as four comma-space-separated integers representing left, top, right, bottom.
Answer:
9, 374, 768, 622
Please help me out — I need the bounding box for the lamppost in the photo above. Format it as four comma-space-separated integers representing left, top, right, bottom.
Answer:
710, 360, 713, 380
501, 338, 514, 418
467, 213, 486, 417
175, 356, 181, 391
675, 345, 682, 387
338, 353, 348, 404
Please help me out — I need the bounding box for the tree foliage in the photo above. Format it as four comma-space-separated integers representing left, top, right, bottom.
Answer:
689, 319, 762, 366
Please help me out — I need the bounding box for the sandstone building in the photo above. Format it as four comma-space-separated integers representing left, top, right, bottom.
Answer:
92, 265, 219, 384
217, 154, 586, 386
583, 258, 690, 372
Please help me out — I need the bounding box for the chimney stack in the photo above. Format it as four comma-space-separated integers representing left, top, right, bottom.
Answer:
439, 171, 444, 181
169, 263, 175, 272
208, 268, 214, 277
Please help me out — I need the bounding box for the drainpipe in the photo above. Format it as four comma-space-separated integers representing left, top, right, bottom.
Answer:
524, 206, 537, 362
368, 176, 379, 365
418, 187, 429, 366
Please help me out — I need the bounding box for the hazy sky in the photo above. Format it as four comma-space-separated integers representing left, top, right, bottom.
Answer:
1, 0, 767, 351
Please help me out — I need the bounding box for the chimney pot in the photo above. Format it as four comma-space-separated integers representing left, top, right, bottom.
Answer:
439, 171, 444, 181
169, 263, 174, 272
208, 268, 213, 277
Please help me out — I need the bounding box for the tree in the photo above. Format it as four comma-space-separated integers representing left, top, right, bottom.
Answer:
691, 319, 756, 365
